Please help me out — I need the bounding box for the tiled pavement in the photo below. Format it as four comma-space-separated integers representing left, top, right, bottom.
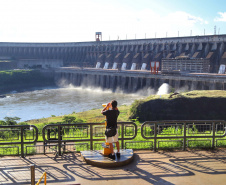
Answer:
1, 149, 226, 185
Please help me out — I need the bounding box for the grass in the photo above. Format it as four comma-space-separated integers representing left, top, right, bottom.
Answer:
26, 104, 132, 125
2, 90, 226, 155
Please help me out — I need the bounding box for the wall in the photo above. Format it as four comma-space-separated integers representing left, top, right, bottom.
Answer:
54, 68, 226, 93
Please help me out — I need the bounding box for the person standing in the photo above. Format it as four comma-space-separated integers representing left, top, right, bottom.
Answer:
101, 100, 120, 159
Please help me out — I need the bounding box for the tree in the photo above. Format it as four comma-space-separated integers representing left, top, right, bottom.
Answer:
0, 120, 6, 125
62, 116, 76, 124
4, 117, 21, 125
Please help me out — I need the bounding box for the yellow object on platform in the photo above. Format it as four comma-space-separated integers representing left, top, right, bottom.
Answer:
103, 146, 111, 156
36, 171, 47, 185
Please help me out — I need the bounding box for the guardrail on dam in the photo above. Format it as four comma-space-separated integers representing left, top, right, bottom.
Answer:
1, 34, 226, 73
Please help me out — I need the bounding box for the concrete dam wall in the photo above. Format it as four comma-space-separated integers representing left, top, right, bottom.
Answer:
1, 34, 226, 73
55, 68, 226, 94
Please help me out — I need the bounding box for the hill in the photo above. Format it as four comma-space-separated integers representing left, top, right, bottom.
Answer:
129, 90, 226, 122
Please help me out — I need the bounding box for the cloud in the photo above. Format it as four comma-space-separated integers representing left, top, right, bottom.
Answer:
214, 12, 226, 22
0, 0, 210, 42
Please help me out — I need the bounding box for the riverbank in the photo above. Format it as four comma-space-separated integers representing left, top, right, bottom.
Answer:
25, 90, 226, 126
26, 104, 132, 125
0, 69, 55, 94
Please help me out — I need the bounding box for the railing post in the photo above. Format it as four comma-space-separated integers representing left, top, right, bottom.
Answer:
58, 125, 62, 156
30, 164, 35, 185
121, 123, 124, 149
153, 122, 157, 151
21, 126, 24, 158
43, 141, 46, 155
90, 124, 93, 150
183, 122, 186, 151
212, 122, 216, 149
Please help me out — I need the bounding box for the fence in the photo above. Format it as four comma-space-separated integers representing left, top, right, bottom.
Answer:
141, 120, 226, 151
0, 120, 226, 157
42, 122, 137, 156
0, 125, 38, 158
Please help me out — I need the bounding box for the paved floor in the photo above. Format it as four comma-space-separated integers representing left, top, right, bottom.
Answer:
0, 149, 226, 185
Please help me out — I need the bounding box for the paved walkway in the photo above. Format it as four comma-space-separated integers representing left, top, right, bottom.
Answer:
1, 149, 226, 185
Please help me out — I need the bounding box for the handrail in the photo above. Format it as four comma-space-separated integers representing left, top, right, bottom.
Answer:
141, 120, 226, 151
0, 125, 38, 158
1, 120, 226, 157
42, 122, 137, 156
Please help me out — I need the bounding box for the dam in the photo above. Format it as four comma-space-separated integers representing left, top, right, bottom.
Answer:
55, 67, 226, 93
1, 34, 226, 91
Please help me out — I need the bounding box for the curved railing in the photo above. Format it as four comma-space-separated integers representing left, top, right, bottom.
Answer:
0, 125, 38, 157
42, 122, 137, 156
141, 120, 226, 151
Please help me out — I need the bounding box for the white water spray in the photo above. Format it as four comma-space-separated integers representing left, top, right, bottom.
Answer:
157, 83, 171, 95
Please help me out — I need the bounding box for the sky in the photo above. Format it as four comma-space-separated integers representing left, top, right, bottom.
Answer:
0, 0, 225, 42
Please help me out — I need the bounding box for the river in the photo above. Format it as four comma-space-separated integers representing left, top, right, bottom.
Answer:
0, 85, 145, 122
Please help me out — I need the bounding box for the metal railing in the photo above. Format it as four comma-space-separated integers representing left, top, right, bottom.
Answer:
0, 125, 38, 158
1, 120, 226, 157
141, 120, 226, 151
42, 122, 137, 156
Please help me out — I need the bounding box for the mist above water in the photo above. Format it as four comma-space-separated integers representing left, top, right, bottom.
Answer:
0, 80, 191, 122
0, 85, 143, 122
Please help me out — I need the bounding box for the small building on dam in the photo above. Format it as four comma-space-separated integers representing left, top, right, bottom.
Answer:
1, 34, 226, 92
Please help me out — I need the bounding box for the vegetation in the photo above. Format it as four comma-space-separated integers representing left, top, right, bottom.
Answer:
129, 90, 226, 122
1, 90, 226, 155
0, 69, 54, 93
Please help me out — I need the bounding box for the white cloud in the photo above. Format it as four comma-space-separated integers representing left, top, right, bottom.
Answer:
0, 0, 210, 42
214, 12, 226, 22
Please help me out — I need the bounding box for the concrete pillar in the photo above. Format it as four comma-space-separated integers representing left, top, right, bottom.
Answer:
185, 43, 189, 51
209, 82, 216, 90
128, 77, 133, 92
204, 43, 210, 57
198, 43, 203, 51
146, 78, 152, 89
211, 42, 217, 50
175, 80, 180, 90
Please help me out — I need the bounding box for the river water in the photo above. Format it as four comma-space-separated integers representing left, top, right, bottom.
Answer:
0, 85, 145, 122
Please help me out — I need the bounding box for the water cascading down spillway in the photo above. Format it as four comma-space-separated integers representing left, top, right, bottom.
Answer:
112, 62, 118, 69
103, 62, 109, 69
141, 63, 147, 70
121, 62, 127, 70
131, 63, 136, 70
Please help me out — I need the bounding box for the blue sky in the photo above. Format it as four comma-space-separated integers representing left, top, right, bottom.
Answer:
0, 0, 225, 42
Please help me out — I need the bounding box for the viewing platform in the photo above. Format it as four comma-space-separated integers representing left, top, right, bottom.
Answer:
1, 149, 226, 185
81, 149, 134, 168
